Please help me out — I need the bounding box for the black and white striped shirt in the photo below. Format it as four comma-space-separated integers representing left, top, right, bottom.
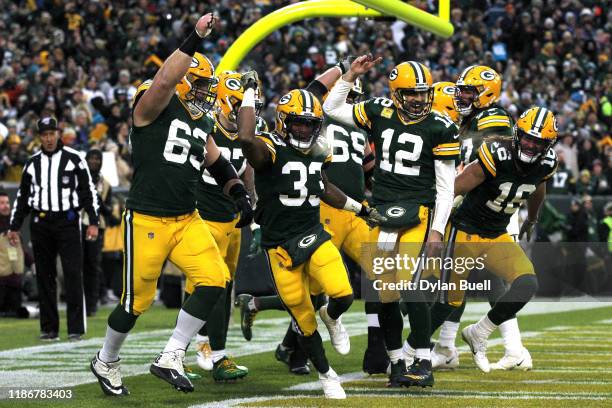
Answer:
9, 145, 99, 230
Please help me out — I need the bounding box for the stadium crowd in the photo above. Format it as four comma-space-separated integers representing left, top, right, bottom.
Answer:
0, 0, 611, 316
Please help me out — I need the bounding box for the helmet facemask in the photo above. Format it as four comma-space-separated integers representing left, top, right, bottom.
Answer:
394, 87, 433, 121
283, 113, 323, 152
184, 74, 217, 115
514, 127, 554, 164
454, 85, 479, 116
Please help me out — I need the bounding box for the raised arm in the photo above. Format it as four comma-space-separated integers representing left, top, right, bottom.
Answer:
133, 13, 215, 127
323, 54, 381, 127
237, 73, 273, 171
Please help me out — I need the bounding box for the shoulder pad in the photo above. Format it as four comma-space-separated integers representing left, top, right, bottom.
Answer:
132, 79, 153, 107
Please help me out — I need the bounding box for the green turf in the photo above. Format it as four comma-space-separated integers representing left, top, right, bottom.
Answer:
1, 302, 611, 407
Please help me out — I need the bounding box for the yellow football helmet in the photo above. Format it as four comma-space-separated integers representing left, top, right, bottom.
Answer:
216, 71, 263, 123
432, 81, 459, 123
514, 106, 558, 163
454, 65, 502, 116
388, 61, 433, 121
175, 52, 217, 118
275, 89, 323, 152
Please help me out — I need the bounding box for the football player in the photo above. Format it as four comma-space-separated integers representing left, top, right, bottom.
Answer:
429, 66, 531, 371
324, 56, 460, 388
438, 106, 558, 372
235, 77, 384, 399
90, 14, 253, 395
235, 64, 389, 376
180, 71, 265, 381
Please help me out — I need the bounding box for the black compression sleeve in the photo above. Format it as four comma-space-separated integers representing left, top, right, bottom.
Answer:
179, 30, 202, 56
206, 154, 239, 189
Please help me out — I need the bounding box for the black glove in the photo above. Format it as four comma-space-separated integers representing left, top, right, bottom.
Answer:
519, 220, 536, 241
229, 184, 254, 228
241, 70, 259, 91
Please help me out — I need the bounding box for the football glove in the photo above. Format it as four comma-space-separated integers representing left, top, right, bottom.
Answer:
519, 220, 536, 241
248, 226, 262, 258
229, 184, 254, 228
358, 206, 386, 228
241, 70, 259, 91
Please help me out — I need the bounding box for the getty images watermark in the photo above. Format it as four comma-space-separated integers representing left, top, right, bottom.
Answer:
370, 253, 489, 292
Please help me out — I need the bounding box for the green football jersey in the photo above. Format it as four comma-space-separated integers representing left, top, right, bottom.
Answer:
254, 132, 331, 248
452, 139, 558, 238
352, 97, 460, 206
127, 92, 214, 217
197, 114, 248, 222
322, 117, 368, 202
459, 105, 513, 164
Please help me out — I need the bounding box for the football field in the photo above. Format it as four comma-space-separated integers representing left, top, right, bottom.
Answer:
1, 301, 611, 407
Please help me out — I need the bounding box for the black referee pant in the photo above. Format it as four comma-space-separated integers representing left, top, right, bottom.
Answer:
30, 212, 85, 335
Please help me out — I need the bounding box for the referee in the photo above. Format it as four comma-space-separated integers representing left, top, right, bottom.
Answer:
8, 117, 99, 341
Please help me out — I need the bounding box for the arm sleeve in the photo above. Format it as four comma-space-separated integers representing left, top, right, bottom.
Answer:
9, 163, 33, 231
305, 79, 329, 102
322, 78, 357, 127
431, 160, 456, 235
76, 156, 100, 226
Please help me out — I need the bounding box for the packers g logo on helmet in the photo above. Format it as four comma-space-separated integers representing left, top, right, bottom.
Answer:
454, 65, 502, 116
388, 61, 433, 121
275, 89, 323, 153
514, 106, 558, 164
176, 52, 217, 119
432, 81, 459, 124
216, 71, 263, 126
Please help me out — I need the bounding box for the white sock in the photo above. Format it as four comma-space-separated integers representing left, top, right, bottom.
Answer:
402, 339, 415, 355
163, 309, 205, 353
438, 321, 460, 349
415, 348, 431, 361
366, 313, 380, 327
211, 349, 226, 363
388, 348, 403, 364
474, 315, 497, 338
499, 318, 523, 355
99, 326, 128, 363
196, 334, 209, 344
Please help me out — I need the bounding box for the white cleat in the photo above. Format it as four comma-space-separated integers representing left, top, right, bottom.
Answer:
319, 367, 346, 399
90, 353, 129, 396
196, 341, 214, 371
491, 347, 533, 371
402, 340, 416, 367
461, 324, 490, 373
431, 344, 459, 369
150, 349, 194, 392
319, 305, 350, 355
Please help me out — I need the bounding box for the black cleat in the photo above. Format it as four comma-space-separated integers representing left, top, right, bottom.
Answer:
90, 353, 130, 396
387, 359, 412, 388
235, 294, 257, 341
405, 358, 434, 388
274, 344, 291, 367
362, 345, 390, 375
150, 350, 194, 393
289, 346, 310, 375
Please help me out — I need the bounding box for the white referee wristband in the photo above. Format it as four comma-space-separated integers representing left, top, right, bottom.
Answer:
343, 197, 363, 214
241, 88, 256, 108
